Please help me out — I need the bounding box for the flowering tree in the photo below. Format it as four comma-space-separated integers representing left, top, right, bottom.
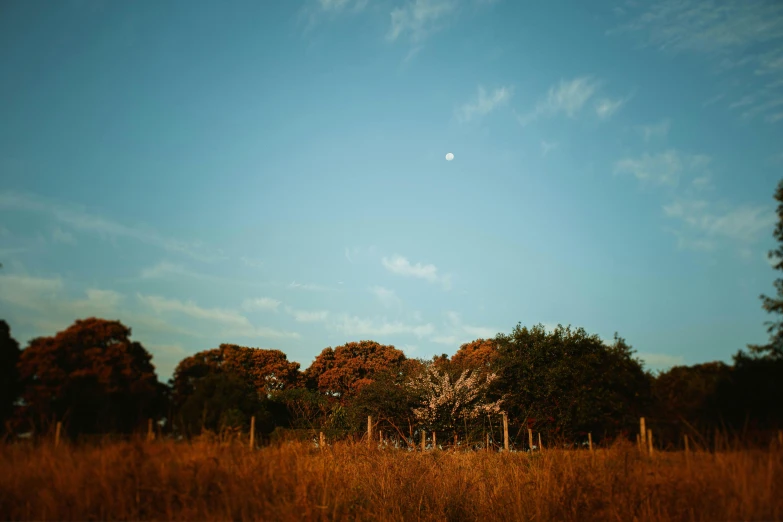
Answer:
407, 364, 504, 434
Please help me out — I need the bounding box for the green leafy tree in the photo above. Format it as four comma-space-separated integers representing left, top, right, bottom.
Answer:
495, 324, 652, 442
178, 372, 274, 437
750, 178, 783, 359
0, 320, 22, 432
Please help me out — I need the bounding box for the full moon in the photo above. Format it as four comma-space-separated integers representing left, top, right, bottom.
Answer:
445, 152, 454, 161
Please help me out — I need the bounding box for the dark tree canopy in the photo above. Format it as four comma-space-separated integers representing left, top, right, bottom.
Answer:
171, 344, 301, 409
751, 179, 783, 359
0, 320, 21, 431
17, 318, 164, 437
495, 324, 652, 441
304, 340, 406, 400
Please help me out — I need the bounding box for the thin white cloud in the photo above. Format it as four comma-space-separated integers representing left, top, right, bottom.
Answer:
138, 294, 252, 328
0, 274, 64, 310
333, 314, 435, 338
381, 254, 451, 289
637, 352, 685, 369
240, 256, 264, 269
51, 227, 76, 245
370, 286, 403, 308
285, 305, 329, 323
595, 96, 628, 119
0, 191, 222, 262
636, 119, 671, 142
387, 0, 457, 44
456, 85, 513, 123
431, 310, 497, 346
610, 0, 783, 124
242, 297, 281, 312
540, 141, 558, 157
663, 199, 776, 249
613, 150, 711, 188
517, 76, 602, 126
288, 280, 331, 292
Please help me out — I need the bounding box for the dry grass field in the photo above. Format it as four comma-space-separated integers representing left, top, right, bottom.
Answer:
0, 437, 781, 521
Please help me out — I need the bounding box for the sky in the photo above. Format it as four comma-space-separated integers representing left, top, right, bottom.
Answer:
1, 0, 782, 381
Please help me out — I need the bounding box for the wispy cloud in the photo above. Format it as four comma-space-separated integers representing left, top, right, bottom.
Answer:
456, 85, 513, 123
285, 305, 329, 323
595, 95, 630, 119
300, 0, 368, 32
387, 0, 457, 45
0, 273, 64, 310
137, 294, 300, 339
663, 199, 776, 250
610, 0, 783, 124
516, 76, 602, 126
613, 150, 711, 188
51, 226, 76, 245
288, 280, 332, 292
431, 310, 498, 346
333, 314, 435, 338
370, 286, 403, 308
0, 191, 222, 262
637, 352, 685, 369
636, 119, 671, 142
138, 294, 252, 328
240, 256, 263, 269
381, 254, 451, 289
241, 297, 281, 312
540, 141, 558, 157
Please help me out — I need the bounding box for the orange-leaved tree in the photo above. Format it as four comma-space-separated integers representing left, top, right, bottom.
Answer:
171, 344, 301, 405
451, 338, 501, 372
304, 340, 406, 400
17, 318, 164, 437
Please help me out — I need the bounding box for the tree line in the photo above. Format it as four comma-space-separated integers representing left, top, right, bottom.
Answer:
2, 182, 783, 449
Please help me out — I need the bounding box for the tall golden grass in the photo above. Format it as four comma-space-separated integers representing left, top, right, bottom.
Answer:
0, 437, 781, 521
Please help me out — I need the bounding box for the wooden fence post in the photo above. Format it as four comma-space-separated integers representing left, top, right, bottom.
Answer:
320, 431, 325, 450
636, 433, 641, 451
249, 416, 255, 450
647, 429, 653, 457
503, 413, 509, 452
55, 421, 62, 448
640, 417, 646, 449
486, 432, 490, 452
421, 430, 426, 452
528, 428, 533, 451
684, 434, 690, 470
588, 433, 593, 453
538, 432, 543, 451
367, 416, 372, 448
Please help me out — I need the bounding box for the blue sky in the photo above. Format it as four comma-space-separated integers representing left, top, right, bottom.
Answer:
1, 0, 782, 380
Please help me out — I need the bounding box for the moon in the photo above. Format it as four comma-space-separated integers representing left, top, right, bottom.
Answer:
445, 152, 454, 161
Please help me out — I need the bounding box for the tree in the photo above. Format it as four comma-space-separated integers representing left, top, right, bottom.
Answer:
750, 178, 783, 359
495, 324, 652, 442
451, 338, 500, 373
17, 318, 164, 437
303, 340, 406, 400
177, 372, 275, 437
0, 320, 21, 432
171, 344, 301, 409
407, 363, 503, 437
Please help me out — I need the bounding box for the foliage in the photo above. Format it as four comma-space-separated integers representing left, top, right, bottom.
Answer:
450, 338, 500, 373
344, 370, 419, 436
171, 344, 301, 409
750, 178, 783, 359
304, 340, 406, 400
16, 318, 164, 437
270, 387, 332, 429
407, 363, 504, 434
0, 320, 21, 432
177, 372, 274, 437
495, 323, 652, 441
